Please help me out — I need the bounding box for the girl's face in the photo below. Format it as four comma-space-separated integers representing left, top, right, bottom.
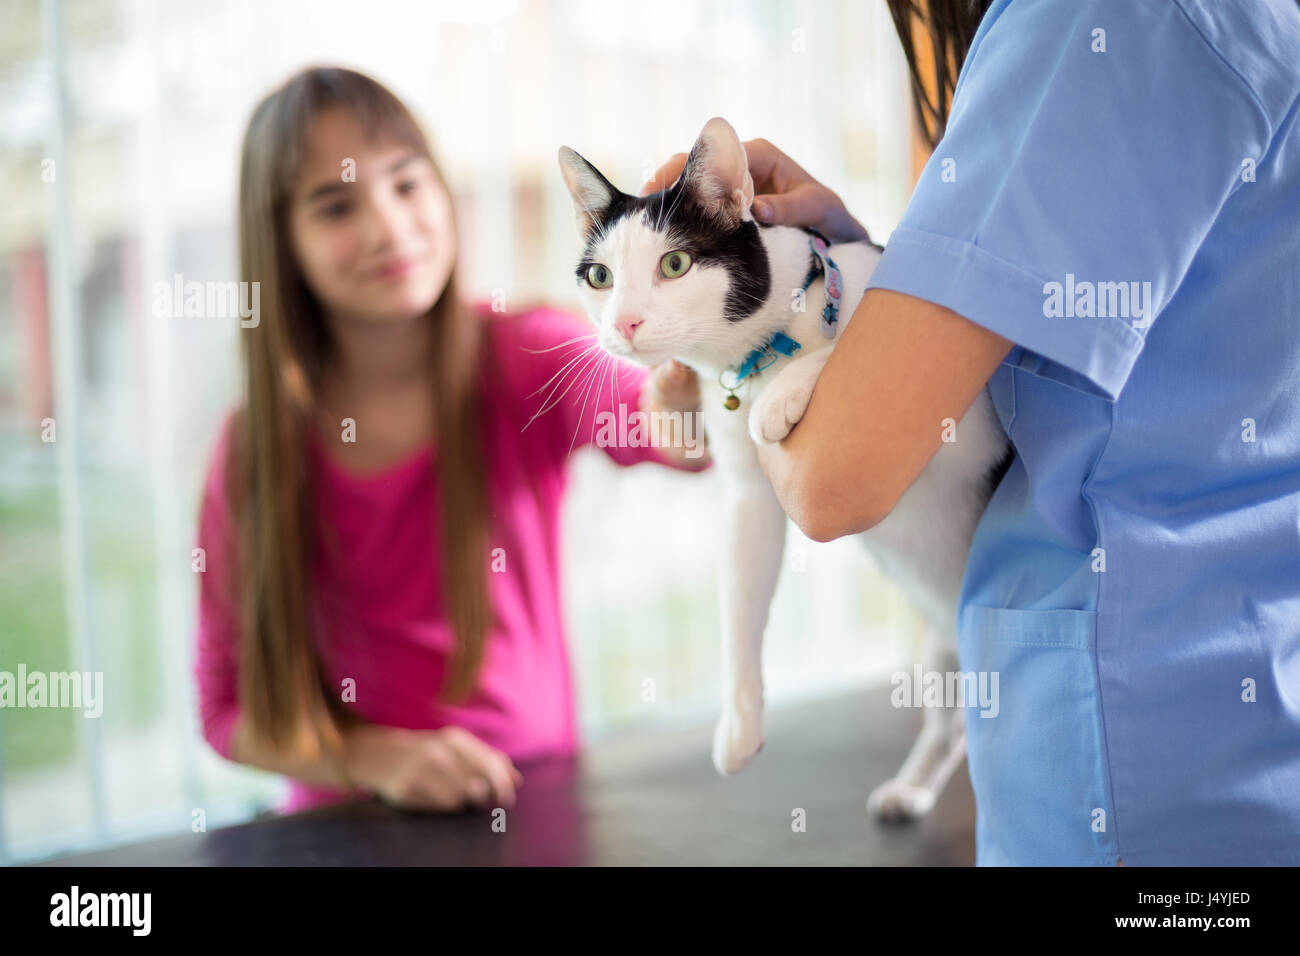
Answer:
288, 107, 456, 329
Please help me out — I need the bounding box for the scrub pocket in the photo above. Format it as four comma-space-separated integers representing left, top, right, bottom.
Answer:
959, 605, 1116, 865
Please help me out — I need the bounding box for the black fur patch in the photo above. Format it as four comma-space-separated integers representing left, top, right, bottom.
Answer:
574, 178, 771, 324
986, 442, 1015, 490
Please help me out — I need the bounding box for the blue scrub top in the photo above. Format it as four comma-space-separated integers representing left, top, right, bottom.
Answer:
866, 0, 1300, 864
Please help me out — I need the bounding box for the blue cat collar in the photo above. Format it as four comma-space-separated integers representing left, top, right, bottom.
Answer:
715, 231, 853, 410
718, 329, 802, 408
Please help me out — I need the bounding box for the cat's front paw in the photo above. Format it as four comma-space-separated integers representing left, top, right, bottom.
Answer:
866, 778, 937, 823
712, 706, 765, 775
748, 379, 813, 445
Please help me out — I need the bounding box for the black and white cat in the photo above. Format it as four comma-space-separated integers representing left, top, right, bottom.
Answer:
558, 117, 1012, 820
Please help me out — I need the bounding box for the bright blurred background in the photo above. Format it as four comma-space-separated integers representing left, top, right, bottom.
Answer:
0, 0, 928, 863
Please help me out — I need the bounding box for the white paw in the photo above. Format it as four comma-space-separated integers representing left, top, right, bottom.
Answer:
866, 779, 937, 822
712, 706, 765, 775
747, 380, 813, 445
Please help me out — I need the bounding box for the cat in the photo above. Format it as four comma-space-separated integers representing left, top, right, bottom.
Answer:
558, 116, 1012, 820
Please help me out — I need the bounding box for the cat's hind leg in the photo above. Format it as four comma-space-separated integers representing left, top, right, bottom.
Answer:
867, 627, 967, 822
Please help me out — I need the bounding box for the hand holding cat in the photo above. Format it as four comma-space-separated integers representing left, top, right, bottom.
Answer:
639, 137, 870, 244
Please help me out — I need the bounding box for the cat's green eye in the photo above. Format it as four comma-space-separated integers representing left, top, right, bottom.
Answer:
586, 263, 612, 289
660, 251, 692, 279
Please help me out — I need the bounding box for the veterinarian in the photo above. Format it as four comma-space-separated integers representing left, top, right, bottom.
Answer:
646, 0, 1300, 865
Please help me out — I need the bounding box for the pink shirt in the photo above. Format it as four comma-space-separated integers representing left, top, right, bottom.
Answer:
194, 301, 709, 813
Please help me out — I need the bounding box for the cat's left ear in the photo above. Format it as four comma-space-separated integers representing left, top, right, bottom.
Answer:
679, 117, 755, 228
558, 147, 620, 242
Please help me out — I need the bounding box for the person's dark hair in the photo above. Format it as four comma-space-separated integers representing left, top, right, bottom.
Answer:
886, 0, 994, 150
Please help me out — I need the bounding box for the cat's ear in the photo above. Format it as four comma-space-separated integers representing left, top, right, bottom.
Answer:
679, 117, 755, 228
558, 147, 620, 242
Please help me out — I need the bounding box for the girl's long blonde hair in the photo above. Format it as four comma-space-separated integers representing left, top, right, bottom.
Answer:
228, 66, 491, 763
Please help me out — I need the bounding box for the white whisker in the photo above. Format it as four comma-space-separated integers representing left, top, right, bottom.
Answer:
523, 343, 603, 431
526, 339, 599, 403
520, 332, 596, 355
566, 349, 610, 456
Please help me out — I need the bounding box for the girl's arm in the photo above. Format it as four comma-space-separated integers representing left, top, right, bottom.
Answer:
511, 306, 711, 472
224, 713, 355, 791
193, 418, 520, 808
226, 706, 524, 809
192, 417, 352, 790
192, 416, 249, 764
188, 424, 353, 797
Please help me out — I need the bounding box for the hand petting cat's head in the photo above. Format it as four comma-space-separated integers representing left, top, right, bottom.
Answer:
558, 117, 772, 369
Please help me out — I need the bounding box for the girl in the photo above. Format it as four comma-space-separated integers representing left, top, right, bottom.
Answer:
645, 0, 1300, 865
194, 66, 709, 815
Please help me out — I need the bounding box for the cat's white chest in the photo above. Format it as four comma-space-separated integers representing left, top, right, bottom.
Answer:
696, 361, 801, 474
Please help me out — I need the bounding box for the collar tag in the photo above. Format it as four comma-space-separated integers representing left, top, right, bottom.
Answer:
801, 232, 844, 339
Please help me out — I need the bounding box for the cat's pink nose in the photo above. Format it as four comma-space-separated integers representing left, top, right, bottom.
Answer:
615, 315, 644, 343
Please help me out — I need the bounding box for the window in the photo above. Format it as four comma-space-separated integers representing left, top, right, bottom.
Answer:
0, 0, 913, 863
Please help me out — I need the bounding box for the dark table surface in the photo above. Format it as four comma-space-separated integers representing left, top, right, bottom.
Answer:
38, 684, 976, 865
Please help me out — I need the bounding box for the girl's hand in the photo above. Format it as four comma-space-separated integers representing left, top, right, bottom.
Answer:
639, 137, 870, 244
646, 358, 701, 414
642, 359, 711, 467
344, 723, 523, 812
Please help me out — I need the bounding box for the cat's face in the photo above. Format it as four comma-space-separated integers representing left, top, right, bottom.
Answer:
558, 117, 771, 369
